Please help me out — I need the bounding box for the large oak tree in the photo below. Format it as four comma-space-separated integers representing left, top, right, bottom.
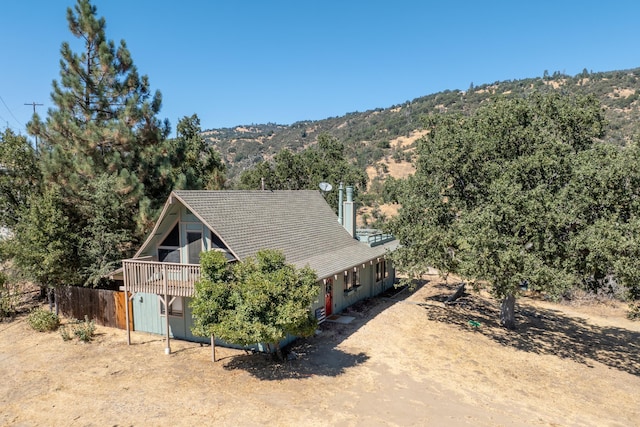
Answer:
387, 92, 618, 328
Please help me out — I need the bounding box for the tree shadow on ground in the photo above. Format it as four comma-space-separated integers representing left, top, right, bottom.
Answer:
222, 346, 369, 381
222, 282, 422, 381
415, 282, 640, 376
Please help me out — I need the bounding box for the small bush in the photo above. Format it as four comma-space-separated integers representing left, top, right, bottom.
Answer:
72, 316, 96, 342
627, 303, 640, 321
0, 272, 20, 318
59, 325, 73, 341
27, 308, 60, 332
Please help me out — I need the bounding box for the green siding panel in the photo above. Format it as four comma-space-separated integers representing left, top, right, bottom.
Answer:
133, 292, 162, 334
132, 293, 209, 343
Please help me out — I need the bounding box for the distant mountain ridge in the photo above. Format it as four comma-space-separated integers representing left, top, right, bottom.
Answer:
202, 67, 640, 181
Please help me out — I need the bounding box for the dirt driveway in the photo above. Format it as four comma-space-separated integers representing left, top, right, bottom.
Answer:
1, 275, 639, 426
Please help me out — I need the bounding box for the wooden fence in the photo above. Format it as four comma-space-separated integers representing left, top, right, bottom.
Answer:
55, 286, 133, 330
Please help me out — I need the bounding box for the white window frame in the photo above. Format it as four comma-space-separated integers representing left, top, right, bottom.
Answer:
376, 260, 387, 282
344, 270, 352, 292
344, 268, 359, 292
159, 295, 184, 318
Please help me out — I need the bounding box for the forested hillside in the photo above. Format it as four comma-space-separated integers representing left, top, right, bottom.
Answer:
204, 68, 640, 180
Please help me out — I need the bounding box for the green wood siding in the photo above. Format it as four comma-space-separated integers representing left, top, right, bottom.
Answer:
310, 261, 396, 317
132, 293, 208, 343
132, 292, 162, 334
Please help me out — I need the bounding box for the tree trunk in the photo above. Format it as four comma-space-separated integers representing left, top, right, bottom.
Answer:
500, 293, 516, 330
47, 287, 54, 312
274, 344, 283, 361
445, 282, 466, 304
54, 289, 59, 316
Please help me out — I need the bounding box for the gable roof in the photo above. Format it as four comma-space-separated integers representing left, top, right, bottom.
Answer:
140, 190, 396, 279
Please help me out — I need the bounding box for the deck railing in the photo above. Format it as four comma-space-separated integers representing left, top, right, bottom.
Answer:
122, 259, 201, 297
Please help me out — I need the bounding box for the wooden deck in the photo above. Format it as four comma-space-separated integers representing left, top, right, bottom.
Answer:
122, 259, 201, 297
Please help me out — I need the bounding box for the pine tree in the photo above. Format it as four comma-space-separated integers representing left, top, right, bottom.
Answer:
28, 0, 171, 235
12, 188, 81, 291
25, 0, 220, 286
166, 114, 226, 191
0, 129, 40, 228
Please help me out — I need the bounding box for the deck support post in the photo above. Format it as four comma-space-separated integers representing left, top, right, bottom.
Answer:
124, 261, 131, 345
163, 263, 171, 355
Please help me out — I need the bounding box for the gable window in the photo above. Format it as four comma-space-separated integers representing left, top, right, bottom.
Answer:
162, 224, 180, 246
158, 223, 181, 263
158, 248, 180, 263
159, 295, 184, 317
187, 231, 202, 264
211, 232, 223, 248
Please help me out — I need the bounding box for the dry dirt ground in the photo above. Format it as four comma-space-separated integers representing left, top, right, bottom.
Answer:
1, 275, 639, 427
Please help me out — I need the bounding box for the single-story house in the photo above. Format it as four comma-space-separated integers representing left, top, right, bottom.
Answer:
115, 186, 397, 353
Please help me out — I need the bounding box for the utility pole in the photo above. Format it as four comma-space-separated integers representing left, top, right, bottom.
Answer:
25, 102, 43, 152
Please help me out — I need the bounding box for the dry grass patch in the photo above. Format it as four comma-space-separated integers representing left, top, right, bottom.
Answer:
1, 276, 639, 426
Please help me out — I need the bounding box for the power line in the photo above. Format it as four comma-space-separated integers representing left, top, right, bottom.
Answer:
0, 112, 18, 133
0, 94, 23, 128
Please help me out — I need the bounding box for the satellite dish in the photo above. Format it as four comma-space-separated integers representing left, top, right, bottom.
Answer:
319, 182, 333, 192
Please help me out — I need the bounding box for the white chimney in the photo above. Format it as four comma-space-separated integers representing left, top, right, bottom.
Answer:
343, 185, 356, 238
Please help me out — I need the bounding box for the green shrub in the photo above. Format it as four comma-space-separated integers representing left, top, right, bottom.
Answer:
27, 308, 60, 332
72, 316, 96, 342
0, 272, 19, 318
628, 303, 640, 321
59, 325, 72, 341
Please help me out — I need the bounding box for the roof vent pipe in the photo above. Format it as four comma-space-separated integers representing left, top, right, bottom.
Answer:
338, 182, 344, 225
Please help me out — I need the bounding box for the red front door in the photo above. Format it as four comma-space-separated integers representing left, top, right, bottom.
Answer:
324, 279, 333, 316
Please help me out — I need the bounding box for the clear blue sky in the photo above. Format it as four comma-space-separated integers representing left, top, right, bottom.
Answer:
1, 0, 639, 138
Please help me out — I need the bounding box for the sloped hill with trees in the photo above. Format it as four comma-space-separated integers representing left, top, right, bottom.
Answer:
205, 67, 640, 181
